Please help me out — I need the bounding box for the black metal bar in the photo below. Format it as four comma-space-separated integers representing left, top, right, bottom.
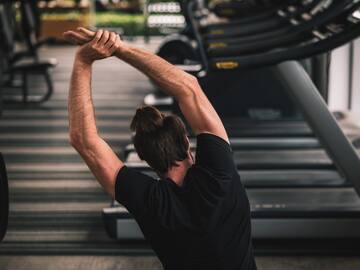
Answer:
276, 61, 360, 196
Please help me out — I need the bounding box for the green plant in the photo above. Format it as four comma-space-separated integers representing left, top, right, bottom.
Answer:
42, 12, 83, 20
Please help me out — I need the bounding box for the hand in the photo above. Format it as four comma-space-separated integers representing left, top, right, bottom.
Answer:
63, 27, 95, 45
75, 29, 122, 64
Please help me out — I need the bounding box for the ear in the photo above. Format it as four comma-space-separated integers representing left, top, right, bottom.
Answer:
187, 144, 195, 163
186, 136, 191, 151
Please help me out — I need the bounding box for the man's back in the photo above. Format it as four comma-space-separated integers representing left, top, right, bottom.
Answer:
115, 133, 256, 270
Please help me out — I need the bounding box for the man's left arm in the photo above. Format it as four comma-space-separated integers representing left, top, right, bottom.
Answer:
68, 30, 123, 198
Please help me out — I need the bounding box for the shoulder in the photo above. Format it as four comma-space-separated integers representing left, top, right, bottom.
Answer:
115, 166, 158, 211
195, 133, 236, 177
196, 132, 231, 149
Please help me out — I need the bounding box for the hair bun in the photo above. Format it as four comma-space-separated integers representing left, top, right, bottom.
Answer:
130, 106, 164, 133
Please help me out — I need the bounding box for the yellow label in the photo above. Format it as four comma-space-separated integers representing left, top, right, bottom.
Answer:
215, 61, 239, 69
221, 9, 235, 15
210, 29, 224, 35
209, 42, 227, 49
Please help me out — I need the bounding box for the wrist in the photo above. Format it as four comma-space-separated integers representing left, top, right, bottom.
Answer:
114, 44, 130, 59
75, 52, 94, 66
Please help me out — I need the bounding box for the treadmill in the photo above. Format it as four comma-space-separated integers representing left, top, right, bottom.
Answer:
145, 1, 357, 145
206, 0, 347, 46
208, 0, 287, 19
207, 0, 358, 56
184, 1, 360, 189
202, 0, 322, 39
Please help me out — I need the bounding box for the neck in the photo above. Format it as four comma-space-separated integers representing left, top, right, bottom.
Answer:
165, 158, 193, 186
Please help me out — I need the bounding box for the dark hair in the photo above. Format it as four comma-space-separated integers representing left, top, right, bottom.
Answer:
130, 106, 189, 174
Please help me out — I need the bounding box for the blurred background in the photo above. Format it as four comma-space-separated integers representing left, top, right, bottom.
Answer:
36, 0, 185, 39
0, 1, 360, 270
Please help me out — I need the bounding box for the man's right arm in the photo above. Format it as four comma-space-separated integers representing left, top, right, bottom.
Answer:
116, 45, 229, 143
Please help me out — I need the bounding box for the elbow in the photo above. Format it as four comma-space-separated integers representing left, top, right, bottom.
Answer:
69, 132, 83, 151
69, 130, 100, 153
182, 74, 201, 97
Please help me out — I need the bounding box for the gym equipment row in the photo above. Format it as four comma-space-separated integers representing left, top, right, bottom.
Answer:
0, 0, 57, 103
102, 0, 360, 253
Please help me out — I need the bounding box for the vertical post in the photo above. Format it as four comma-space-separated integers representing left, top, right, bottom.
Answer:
143, 0, 149, 43
0, 57, 2, 117
89, 0, 96, 30
350, 39, 360, 112
312, 53, 330, 101
348, 41, 354, 110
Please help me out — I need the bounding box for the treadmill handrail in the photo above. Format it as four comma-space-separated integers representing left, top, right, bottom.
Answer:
207, 0, 355, 50
209, 18, 360, 70
276, 61, 360, 197
187, 1, 209, 71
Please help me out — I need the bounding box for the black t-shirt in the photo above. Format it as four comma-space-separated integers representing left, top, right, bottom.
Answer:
115, 133, 256, 270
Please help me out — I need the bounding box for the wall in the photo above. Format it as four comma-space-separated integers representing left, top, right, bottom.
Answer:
328, 38, 360, 113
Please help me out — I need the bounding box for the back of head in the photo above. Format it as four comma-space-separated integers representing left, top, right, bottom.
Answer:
130, 106, 189, 175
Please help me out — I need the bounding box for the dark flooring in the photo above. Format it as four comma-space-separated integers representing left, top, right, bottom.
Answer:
1, 40, 360, 269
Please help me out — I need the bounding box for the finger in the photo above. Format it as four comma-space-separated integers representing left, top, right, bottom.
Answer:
108, 45, 118, 56
98, 30, 110, 46
104, 32, 117, 49
77, 27, 95, 38
91, 29, 103, 44
63, 31, 88, 45
67, 31, 89, 43
108, 35, 121, 54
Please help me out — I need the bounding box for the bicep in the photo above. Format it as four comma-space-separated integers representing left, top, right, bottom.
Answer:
75, 136, 124, 198
177, 82, 229, 143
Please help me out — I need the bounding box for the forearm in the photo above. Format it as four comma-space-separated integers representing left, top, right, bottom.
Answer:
68, 55, 99, 148
115, 46, 199, 99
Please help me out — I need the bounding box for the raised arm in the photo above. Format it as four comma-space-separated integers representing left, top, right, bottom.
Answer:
117, 46, 229, 142
64, 28, 229, 143
68, 30, 123, 198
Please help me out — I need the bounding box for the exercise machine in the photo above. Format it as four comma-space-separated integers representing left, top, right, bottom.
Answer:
0, 1, 57, 103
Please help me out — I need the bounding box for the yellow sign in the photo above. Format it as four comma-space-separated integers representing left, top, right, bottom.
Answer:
215, 61, 239, 69
210, 29, 224, 35
209, 42, 227, 49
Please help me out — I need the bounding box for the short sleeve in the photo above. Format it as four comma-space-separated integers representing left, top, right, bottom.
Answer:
115, 166, 157, 216
195, 133, 236, 177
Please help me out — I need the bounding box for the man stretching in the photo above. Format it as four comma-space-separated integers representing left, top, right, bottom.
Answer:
64, 28, 256, 270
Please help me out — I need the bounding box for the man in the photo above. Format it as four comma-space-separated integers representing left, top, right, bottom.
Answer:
65, 28, 256, 270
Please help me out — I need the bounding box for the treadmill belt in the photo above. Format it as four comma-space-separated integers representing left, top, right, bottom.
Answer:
136, 168, 346, 188
233, 149, 335, 169
127, 149, 347, 170
124, 137, 320, 155
223, 121, 313, 137
104, 187, 360, 240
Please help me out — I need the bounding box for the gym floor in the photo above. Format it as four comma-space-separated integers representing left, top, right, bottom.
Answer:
0, 40, 360, 270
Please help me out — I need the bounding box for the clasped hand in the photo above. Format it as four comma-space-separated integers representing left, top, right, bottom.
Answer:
63, 27, 122, 64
